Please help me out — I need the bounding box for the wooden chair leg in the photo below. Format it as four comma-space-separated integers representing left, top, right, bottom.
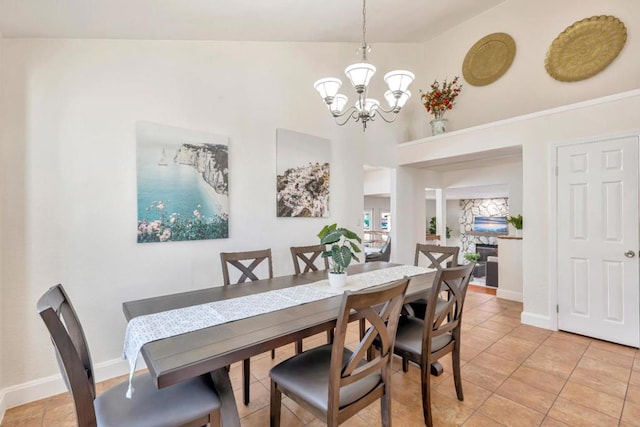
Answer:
271, 349, 276, 359
270, 380, 281, 427
421, 363, 433, 427
402, 356, 409, 373
295, 340, 303, 354
243, 358, 251, 405
381, 386, 392, 427
452, 346, 464, 401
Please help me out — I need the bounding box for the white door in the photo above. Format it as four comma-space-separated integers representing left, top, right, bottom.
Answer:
557, 136, 639, 347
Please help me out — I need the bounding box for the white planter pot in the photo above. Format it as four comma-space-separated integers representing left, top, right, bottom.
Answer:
328, 272, 348, 288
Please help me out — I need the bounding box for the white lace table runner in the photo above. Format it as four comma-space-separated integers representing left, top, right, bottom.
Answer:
122, 264, 433, 397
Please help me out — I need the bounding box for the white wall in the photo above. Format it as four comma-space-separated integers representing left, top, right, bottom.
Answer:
398, 91, 640, 329
0, 39, 422, 398
363, 168, 391, 196
410, 0, 640, 138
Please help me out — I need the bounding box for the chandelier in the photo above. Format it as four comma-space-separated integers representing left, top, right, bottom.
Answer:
313, 0, 414, 131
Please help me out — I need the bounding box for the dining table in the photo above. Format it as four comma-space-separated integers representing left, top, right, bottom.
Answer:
122, 261, 436, 426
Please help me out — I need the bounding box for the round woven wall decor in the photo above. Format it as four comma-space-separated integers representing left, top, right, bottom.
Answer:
545, 15, 627, 82
462, 32, 516, 86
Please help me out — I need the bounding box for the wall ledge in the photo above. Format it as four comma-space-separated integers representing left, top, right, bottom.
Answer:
399, 89, 640, 148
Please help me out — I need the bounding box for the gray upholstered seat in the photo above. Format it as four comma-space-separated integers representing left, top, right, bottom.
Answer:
392, 316, 453, 356
270, 344, 381, 411
37, 284, 221, 427
269, 278, 409, 427
95, 373, 220, 427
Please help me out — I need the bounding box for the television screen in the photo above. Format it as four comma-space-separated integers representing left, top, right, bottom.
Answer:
473, 216, 508, 233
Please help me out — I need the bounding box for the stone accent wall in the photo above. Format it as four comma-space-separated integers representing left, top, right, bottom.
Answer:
459, 198, 509, 255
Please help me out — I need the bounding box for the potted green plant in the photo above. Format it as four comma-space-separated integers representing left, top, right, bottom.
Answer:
463, 252, 480, 264
507, 214, 523, 237
318, 223, 362, 288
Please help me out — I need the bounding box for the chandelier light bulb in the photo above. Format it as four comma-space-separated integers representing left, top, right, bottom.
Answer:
345, 63, 376, 93
384, 70, 415, 93
314, 78, 342, 103
329, 94, 349, 115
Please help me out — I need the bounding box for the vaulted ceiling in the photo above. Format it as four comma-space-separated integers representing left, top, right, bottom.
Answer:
0, 0, 506, 42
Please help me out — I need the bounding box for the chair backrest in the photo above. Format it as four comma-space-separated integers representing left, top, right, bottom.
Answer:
290, 244, 329, 274
37, 284, 97, 426
220, 249, 273, 285
422, 264, 474, 359
378, 237, 392, 262
328, 278, 409, 415
415, 244, 459, 269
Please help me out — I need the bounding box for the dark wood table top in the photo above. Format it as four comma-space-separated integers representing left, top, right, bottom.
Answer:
122, 261, 435, 389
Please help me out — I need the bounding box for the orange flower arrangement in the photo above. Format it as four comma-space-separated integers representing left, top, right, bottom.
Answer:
420, 77, 462, 119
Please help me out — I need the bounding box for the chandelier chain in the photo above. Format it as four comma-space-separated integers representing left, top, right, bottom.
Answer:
362, 0, 367, 46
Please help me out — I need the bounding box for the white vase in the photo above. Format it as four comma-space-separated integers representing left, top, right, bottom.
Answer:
328, 272, 347, 288
430, 118, 448, 135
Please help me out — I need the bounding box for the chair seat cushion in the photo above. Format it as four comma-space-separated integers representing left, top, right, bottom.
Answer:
408, 296, 449, 320
394, 316, 453, 356
94, 373, 220, 427
269, 344, 381, 412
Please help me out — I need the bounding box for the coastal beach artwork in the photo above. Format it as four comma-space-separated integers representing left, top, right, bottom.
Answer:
276, 129, 330, 218
136, 121, 229, 243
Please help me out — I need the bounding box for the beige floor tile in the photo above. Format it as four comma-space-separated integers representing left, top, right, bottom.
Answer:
477, 394, 545, 426
630, 369, 640, 386
429, 390, 476, 426
485, 335, 537, 363
582, 345, 635, 369
510, 365, 567, 395
41, 402, 77, 426
233, 379, 271, 418
547, 397, 619, 427
576, 355, 632, 382
240, 404, 303, 427
621, 400, 640, 426
627, 384, 640, 405
496, 378, 557, 414
477, 319, 516, 334
507, 324, 553, 344
460, 362, 509, 392
463, 412, 507, 426
434, 376, 492, 409
540, 416, 570, 426
1, 400, 45, 425
468, 352, 521, 377
568, 367, 628, 399
559, 381, 624, 419
466, 325, 509, 343
590, 339, 638, 357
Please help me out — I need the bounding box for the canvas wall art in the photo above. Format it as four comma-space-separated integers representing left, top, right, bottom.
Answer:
137, 121, 229, 243
276, 129, 330, 218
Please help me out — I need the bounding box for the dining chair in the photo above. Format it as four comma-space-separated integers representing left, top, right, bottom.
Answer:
365, 237, 391, 263
37, 284, 221, 427
290, 244, 332, 353
220, 248, 275, 405
409, 244, 460, 319
290, 244, 329, 274
392, 264, 474, 427
269, 277, 409, 427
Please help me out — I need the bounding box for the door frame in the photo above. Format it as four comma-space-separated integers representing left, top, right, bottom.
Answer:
549, 131, 640, 333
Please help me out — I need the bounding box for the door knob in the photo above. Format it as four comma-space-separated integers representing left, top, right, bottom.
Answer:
625, 250, 636, 258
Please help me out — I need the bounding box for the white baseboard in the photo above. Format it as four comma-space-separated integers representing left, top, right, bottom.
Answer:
496, 289, 523, 302
521, 311, 555, 330
0, 357, 143, 420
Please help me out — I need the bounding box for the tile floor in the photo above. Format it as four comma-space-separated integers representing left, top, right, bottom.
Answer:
3, 290, 640, 426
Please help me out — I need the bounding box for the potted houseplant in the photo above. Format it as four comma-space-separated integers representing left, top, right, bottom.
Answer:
507, 214, 523, 237
318, 223, 362, 288
463, 252, 480, 264
428, 216, 451, 238
420, 77, 463, 135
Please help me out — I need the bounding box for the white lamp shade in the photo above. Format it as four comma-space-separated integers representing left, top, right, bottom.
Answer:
356, 98, 380, 114
329, 94, 348, 114
385, 90, 411, 109
314, 78, 342, 100
384, 70, 415, 93
345, 63, 376, 88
